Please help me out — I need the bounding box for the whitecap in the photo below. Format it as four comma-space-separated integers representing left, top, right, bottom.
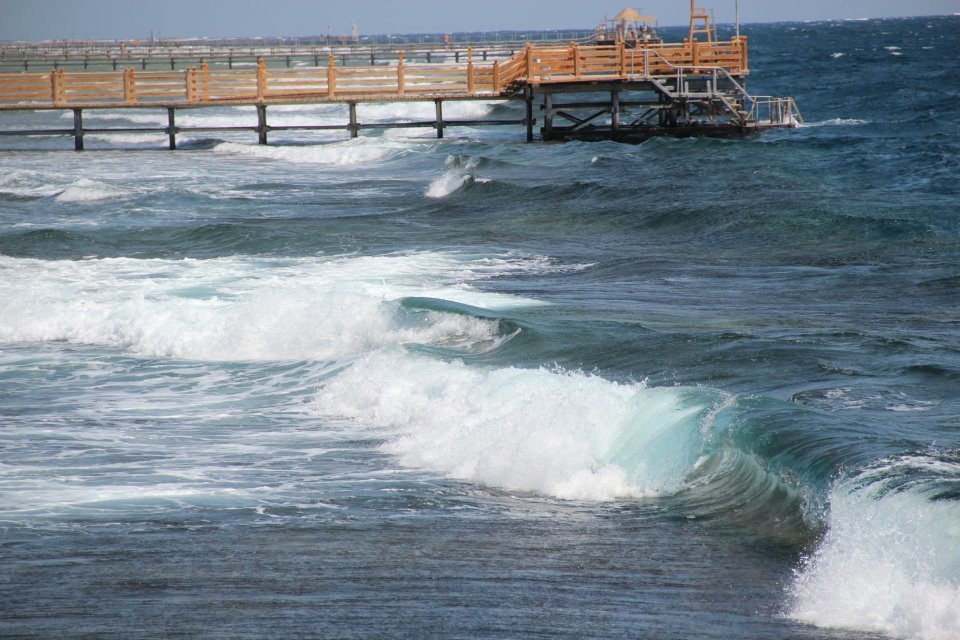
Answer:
789, 454, 960, 640
54, 178, 130, 203
800, 118, 868, 128
315, 350, 726, 501
213, 137, 408, 165
0, 252, 565, 361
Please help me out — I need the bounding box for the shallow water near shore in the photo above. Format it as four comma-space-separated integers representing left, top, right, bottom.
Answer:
1, 17, 959, 640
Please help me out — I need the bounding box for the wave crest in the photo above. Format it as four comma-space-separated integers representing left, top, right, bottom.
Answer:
315, 350, 728, 501
789, 452, 960, 640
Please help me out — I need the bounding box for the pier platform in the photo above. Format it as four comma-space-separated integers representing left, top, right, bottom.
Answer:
0, 32, 801, 148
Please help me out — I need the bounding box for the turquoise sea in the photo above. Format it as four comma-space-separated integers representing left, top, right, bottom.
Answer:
1, 16, 958, 640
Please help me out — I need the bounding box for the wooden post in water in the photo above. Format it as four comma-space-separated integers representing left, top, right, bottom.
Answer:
435, 99, 444, 139
257, 104, 268, 145
611, 90, 620, 134
543, 92, 553, 140
167, 108, 177, 150
525, 85, 534, 142
348, 102, 358, 138
72, 108, 84, 151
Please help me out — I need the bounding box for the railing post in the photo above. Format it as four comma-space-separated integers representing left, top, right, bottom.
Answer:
691, 39, 700, 67
572, 43, 580, 79
200, 61, 209, 101
466, 46, 474, 95
256, 57, 266, 99
327, 53, 336, 98
493, 60, 500, 94
123, 67, 137, 103
185, 67, 198, 102
50, 68, 63, 106
397, 50, 405, 96
619, 41, 627, 78
525, 42, 533, 81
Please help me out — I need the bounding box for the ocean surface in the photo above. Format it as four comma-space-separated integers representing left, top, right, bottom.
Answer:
1, 16, 958, 640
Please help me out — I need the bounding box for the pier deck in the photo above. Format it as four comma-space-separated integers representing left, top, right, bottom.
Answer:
0, 38, 802, 148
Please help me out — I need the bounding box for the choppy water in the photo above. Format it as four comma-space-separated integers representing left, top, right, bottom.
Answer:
1, 17, 958, 640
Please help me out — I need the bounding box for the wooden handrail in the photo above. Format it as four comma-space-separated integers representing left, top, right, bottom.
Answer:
0, 40, 750, 107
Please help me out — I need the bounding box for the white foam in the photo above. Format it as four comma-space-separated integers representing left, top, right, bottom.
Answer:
0, 169, 65, 199
425, 155, 481, 198
315, 350, 724, 501
213, 137, 409, 165
0, 252, 556, 360
801, 118, 868, 128
54, 177, 130, 203
790, 455, 960, 640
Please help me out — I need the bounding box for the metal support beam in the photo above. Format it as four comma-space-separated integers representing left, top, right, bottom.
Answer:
72, 108, 84, 151
556, 109, 608, 131
257, 104, 268, 145
167, 107, 177, 150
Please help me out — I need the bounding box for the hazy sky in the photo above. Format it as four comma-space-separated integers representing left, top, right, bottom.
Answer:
2, 0, 958, 40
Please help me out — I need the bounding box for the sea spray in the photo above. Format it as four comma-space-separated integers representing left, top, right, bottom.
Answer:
789, 453, 960, 640
426, 155, 489, 198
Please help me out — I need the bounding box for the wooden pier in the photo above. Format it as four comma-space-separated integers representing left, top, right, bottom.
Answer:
0, 22, 802, 148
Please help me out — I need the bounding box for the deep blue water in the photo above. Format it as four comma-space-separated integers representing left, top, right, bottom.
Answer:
1, 16, 958, 640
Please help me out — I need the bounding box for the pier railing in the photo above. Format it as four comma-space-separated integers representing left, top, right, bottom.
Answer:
0, 39, 751, 108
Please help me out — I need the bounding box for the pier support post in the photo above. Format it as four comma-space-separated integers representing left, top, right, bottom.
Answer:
348, 102, 358, 138
611, 90, 621, 135
72, 108, 84, 151
543, 92, 554, 141
167, 107, 177, 150
435, 100, 444, 139
257, 104, 268, 145
525, 86, 534, 142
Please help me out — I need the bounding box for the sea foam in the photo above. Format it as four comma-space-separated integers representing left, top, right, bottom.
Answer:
790, 454, 960, 640
0, 252, 551, 360
315, 350, 726, 501
425, 155, 486, 198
